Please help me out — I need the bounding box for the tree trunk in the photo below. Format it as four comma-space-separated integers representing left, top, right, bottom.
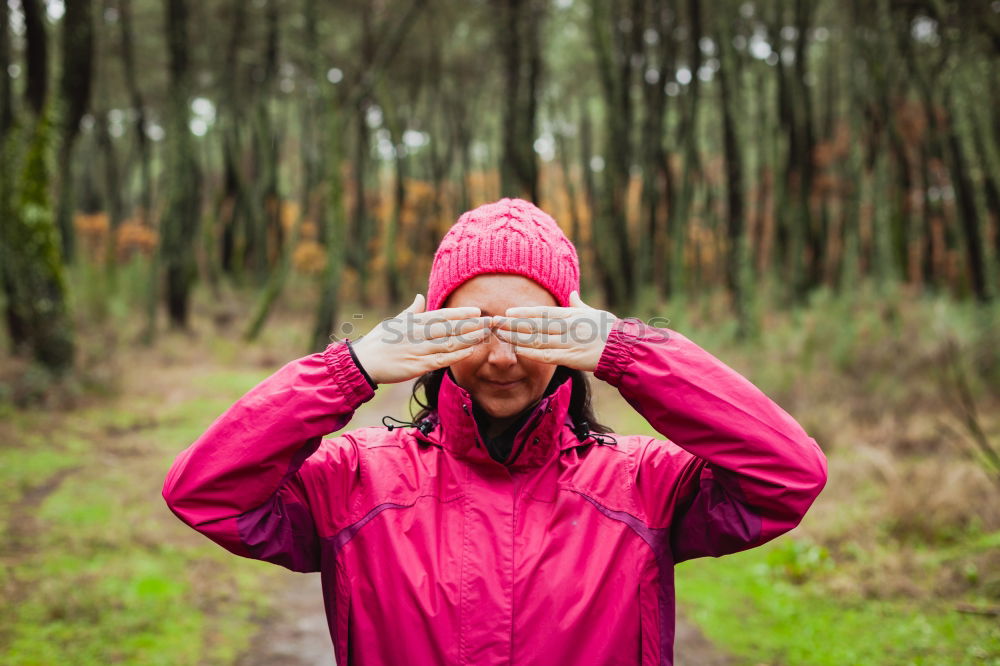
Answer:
0, 1, 75, 373
54, 0, 94, 265
716, 0, 749, 336
943, 88, 989, 302
669, 0, 704, 298
161, 0, 201, 328
451, 100, 473, 215
899, 24, 948, 290
22, 0, 47, 116
352, 98, 372, 298
579, 102, 599, 296
381, 94, 407, 307
790, 0, 818, 297
496, 0, 542, 201
638, 0, 673, 300
246, 0, 281, 280
555, 127, 581, 251
589, 0, 641, 310
118, 0, 152, 223
299, 0, 324, 244
768, 10, 793, 292
310, 113, 348, 352
0, 0, 13, 139
215, 0, 249, 278
95, 111, 121, 233
968, 102, 1000, 276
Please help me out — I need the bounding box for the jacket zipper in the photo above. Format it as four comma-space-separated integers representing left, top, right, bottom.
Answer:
461, 403, 488, 452
506, 404, 552, 466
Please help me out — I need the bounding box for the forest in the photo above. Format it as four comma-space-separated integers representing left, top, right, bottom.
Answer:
1, 0, 998, 664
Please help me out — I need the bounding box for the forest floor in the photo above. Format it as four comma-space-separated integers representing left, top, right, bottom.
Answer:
2, 284, 999, 664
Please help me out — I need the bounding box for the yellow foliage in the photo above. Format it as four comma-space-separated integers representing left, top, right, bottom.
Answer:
280, 200, 301, 231
74, 212, 110, 237
300, 220, 319, 240
115, 220, 158, 262
405, 179, 436, 208
261, 197, 303, 232
371, 193, 392, 224
626, 174, 642, 233
292, 240, 327, 275
338, 265, 359, 299
73, 211, 111, 262
400, 207, 418, 227
466, 169, 500, 201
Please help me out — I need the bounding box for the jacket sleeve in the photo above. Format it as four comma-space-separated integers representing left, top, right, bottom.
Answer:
161, 341, 376, 572
593, 318, 827, 563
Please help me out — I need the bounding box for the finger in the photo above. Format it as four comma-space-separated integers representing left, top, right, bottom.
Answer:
402, 293, 425, 315
427, 344, 479, 369
418, 326, 490, 353
569, 291, 589, 308
504, 305, 572, 318
495, 316, 609, 344
506, 344, 561, 365
492, 327, 572, 349
492, 315, 572, 336
419, 316, 491, 341
412, 306, 482, 323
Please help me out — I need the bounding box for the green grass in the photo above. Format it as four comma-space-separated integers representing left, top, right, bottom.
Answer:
594, 289, 1000, 665
676, 538, 1000, 665
3, 544, 267, 665
0, 363, 275, 665
0, 437, 82, 506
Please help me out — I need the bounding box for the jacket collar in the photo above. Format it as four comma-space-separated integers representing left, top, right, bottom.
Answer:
429, 368, 576, 469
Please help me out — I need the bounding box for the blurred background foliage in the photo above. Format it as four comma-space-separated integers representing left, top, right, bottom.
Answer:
0, 0, 998, 663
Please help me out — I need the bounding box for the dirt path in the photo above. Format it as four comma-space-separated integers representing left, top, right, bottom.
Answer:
235, 572, 335, 666
673, 611, 734, 666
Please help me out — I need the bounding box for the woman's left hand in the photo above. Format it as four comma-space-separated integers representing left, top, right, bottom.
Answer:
490, 291, 619, 373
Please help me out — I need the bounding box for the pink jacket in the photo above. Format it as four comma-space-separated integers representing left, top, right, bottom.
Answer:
163, 318, 827, 665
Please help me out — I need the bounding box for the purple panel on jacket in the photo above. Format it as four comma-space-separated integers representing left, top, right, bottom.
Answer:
574, 491, 676, 665
671, 469, 763, 562
236, 436, 324, 572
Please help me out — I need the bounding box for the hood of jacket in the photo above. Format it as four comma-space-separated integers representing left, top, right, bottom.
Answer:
421, 367, 578, 469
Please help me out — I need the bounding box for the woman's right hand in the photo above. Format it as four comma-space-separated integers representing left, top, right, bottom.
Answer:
350, 294, 490, 385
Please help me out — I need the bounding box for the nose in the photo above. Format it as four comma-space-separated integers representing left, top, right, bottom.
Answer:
485, 329, 518, 367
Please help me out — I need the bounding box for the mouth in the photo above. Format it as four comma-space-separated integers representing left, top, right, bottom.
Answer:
484, 379, 523, 389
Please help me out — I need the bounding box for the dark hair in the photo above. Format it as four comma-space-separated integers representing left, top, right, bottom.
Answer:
408, 365, 614, 437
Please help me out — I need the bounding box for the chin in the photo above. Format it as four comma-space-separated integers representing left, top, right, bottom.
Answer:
475, 395, 530, 419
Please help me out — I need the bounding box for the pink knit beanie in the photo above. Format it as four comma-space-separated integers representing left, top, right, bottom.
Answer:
426, 198, 581, 312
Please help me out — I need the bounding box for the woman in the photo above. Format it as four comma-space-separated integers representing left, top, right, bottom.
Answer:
163, 198, 827, 665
